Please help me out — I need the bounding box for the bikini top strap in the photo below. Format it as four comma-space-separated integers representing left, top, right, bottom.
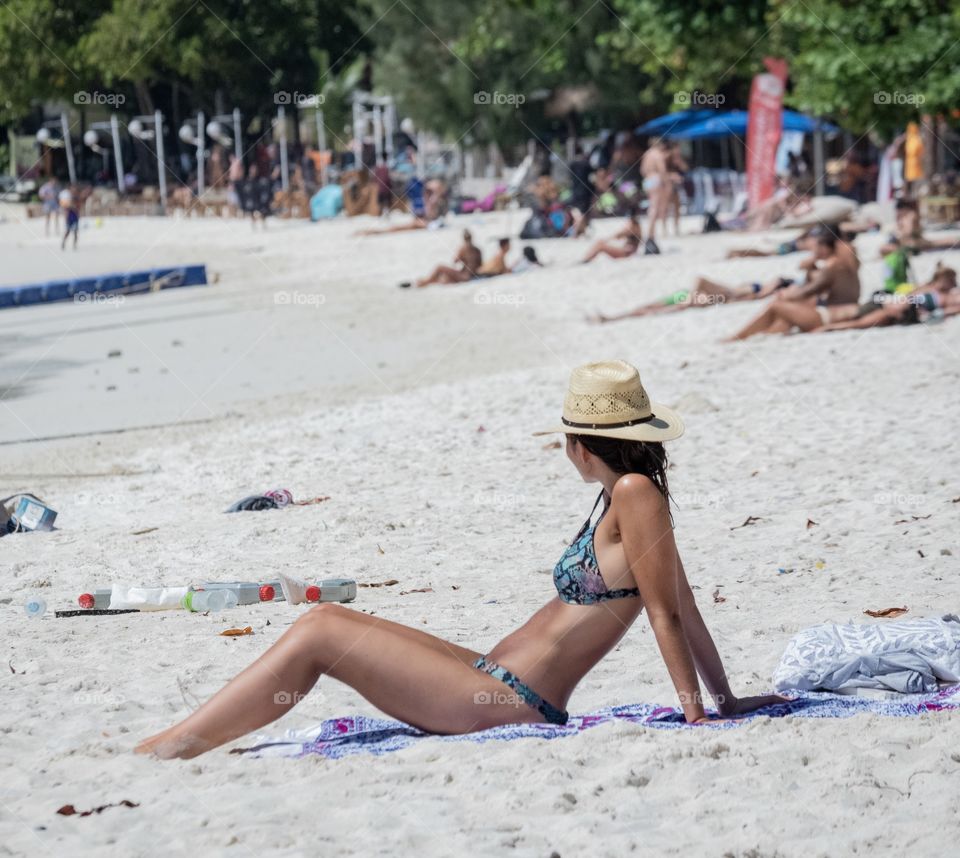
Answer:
576, 490, 607, 534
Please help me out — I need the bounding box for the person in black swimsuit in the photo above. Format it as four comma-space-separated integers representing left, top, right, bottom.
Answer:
137, 360, 790, 759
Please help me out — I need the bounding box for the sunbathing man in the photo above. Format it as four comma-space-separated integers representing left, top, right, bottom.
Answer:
405, 230, 482, 288
819, 265, 960, 332
725, 233, 862, 340
581, 214, 643, 263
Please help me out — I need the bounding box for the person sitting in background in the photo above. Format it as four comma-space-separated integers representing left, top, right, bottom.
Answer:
879, 198, 958, 255
581, 213, 644, 263
404, 230, 482, 288
512, 246, 543, 273
477, 238, 512, 277
568, 145, 595, 219
724, 232, 862, 339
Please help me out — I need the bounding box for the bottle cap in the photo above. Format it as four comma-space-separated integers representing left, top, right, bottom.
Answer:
78, 593, 95, 609
305, 585, 320, 602
259, 585, 275, 602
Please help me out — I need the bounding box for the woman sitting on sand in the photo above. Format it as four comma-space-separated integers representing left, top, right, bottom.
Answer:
403, 230, 482, 288
137, 361, 789, 759
581, 213, 644, 263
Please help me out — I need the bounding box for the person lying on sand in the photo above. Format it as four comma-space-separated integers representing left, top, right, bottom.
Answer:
589, 275, 799, 323
355, 215, 445, 236
725, 233, 862, 340
402, 230, 482, 288
725, 223, 838, 259
135, 361, 791, 759
592, 227, 859, 324
581, 214, 644, 263
818, 265, 960, 332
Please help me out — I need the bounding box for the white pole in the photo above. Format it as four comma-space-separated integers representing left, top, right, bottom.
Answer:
110, 115, 125, 194
373, 104, 383, 164
316, 109, 328, 186
384, 101, 395, 160
61, 112, 77, 185
197, 110, 205, 197
278, 106, 289, 193
352, 100, 362, 167
813, 129, 825, 197
154, 109, 167, 213
232, 108, 242, 161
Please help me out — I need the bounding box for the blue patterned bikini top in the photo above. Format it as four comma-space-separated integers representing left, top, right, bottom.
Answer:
553, 491, 641, 605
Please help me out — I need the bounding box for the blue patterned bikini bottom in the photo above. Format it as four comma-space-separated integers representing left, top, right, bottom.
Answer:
473, 656, 569, 725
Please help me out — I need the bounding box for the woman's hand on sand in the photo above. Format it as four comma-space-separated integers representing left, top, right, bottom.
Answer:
717, 693, 795, 718
689, 713, 745, 726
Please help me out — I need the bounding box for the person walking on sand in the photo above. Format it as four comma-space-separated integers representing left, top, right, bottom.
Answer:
640, 138, 670, 252
405, 229, 482, 287
39, 177, 61, 236
136, 360, 791, 759
60, 186, 79, 251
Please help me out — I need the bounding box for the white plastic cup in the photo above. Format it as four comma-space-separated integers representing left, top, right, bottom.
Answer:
24, 597, 47, 618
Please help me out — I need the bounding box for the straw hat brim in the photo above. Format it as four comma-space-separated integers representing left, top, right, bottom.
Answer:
532, 401, 684, 443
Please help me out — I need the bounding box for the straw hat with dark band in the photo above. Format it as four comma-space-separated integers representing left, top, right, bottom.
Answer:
533, 360, 684, 443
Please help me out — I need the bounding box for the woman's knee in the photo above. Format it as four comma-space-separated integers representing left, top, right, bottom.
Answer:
293, 603, 350, 638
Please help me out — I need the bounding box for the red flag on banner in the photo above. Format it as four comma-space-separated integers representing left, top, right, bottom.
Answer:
746, 58, 789, 209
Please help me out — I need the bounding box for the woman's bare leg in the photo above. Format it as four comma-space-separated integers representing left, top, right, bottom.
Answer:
135, 605, 536, 759
690, 277, 740, 306
417, 265, 466, 287
726, 304, 779, 341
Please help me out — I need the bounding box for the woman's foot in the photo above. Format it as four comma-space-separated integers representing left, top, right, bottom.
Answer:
135, 729, 210, 760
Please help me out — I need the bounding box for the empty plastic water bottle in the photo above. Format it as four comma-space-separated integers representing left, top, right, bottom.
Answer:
24, 597, 47, 618
181, 589, 239, 612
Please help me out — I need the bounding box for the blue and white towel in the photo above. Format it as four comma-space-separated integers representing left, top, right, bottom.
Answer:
772, 614, 960, 694
236, 684, 960, 760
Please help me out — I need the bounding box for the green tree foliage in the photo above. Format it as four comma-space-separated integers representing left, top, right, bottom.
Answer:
0, 0, 367, 121
2, 0, 957, 139
775, 0, 960, 136
356, 0, 671, 146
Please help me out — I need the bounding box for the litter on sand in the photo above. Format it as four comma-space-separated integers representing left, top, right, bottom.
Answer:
56, 800, 139, 817
225, 489, 330, 513
864, 606, 910, 618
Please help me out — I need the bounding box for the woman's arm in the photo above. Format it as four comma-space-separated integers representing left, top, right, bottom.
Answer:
614, 476, 706, 723
674, 553, 735, 711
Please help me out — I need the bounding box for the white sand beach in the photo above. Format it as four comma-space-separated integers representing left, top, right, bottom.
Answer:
2, 208, 960, 856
